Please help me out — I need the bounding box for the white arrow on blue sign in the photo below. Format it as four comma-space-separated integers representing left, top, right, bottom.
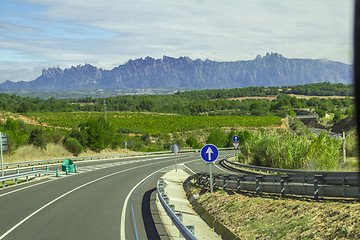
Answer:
232, 135, 239, 142
200, 144, 219, 163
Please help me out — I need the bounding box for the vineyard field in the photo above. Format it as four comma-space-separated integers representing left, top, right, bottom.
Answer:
23, 112, 282, 134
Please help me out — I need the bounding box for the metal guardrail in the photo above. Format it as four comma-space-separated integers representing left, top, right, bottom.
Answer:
194, 172, 359, 199
157, 180, 197, 240
223, 156, 358, 177
1, 169, 57, 188
3, 148, 232, 169
193, 155, 360, 199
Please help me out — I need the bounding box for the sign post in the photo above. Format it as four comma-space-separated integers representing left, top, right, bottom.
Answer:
171, 144, 180, 172
232, 135, 240, 161
0, 132, 7, 177
200, 144, 219, 193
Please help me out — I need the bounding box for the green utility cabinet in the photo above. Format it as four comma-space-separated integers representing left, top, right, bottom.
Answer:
62, 159, 74, 172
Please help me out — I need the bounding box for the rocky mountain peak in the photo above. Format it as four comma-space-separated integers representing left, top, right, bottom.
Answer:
0, 54, 352, 91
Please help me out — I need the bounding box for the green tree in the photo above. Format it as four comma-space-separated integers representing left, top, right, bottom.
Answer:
81, 118, 111, 152
333, 111, 342, 123
206, 128, 227, 147
28, 128, 46, 149
315, 109, 326, 118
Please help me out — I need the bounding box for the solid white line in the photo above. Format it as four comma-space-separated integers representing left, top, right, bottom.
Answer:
179, 162, 197, 174
0, 161, 171, 240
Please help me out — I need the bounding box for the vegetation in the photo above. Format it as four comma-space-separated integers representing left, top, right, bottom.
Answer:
192, 187, 360, 239
0, 83, 354, 119
283, 82, 354, 96
0, 82, 356, 171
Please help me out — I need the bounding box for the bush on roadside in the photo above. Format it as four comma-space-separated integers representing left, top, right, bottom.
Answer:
64, 138, 83, 156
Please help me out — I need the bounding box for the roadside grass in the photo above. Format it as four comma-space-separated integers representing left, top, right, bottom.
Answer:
3, 144, 71, 163
190, 186, 360, 239
3, 143, 131, 164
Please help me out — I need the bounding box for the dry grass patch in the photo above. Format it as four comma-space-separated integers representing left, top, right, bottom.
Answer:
3, 144, 134, 164
4, 144, 72, 163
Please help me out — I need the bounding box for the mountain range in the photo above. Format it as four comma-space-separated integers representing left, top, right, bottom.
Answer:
0, 53, 352, 90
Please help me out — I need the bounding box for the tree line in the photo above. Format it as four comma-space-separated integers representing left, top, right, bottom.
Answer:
0, 83, 355, 120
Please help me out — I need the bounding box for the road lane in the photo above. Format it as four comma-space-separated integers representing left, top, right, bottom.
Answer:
0, 153, 199, 240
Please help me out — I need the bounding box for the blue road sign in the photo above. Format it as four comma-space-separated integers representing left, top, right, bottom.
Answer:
200, 144, 219, 163
233, 135, 239, 142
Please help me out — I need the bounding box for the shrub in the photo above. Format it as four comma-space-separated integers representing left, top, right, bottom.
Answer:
64, 138, 83, 156
186, 135, 201, 149
28, 128, 46, 149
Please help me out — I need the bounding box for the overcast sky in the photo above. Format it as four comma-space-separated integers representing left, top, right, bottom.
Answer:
0, 0, 354, 82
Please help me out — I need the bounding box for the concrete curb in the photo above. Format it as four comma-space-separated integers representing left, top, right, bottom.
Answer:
183, 176, 241, 240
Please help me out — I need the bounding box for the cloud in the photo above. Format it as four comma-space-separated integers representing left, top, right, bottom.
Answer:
0, 0, 354, 82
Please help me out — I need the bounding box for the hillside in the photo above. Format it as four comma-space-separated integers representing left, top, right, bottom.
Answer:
0, 53, 351, 91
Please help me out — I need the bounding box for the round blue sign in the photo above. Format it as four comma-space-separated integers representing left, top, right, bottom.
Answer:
200, 144, 219, 163
232, 135, 239, 142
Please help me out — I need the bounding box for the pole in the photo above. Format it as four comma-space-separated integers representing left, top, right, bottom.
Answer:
175, 152, 178, 172
209, 163, 213, 193
342, 132, 346, 163
0, 132, 3, 177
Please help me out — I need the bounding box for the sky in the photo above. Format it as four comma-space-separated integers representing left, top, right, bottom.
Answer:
0, 0, 354, 82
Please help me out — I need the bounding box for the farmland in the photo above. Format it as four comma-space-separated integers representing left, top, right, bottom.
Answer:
21, 112, 282, 135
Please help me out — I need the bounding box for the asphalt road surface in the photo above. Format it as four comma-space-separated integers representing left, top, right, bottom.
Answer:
0, 151, 233, 240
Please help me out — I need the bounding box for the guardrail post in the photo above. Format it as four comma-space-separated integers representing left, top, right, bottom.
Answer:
237, 176, 242, 192
342, 176, 347, 198
2, 181, 4, 188
162, 194, 170, 205
186, 225, 195, 236
256, 176, 262, 194
175, 212, 184, 238
56, 168, 59, 177
175, 212, 183, 222
314, 179, 318, 199
280, 176, 288, 197
280, 179, 285, 197
222, 175, 228, 190
314, 175, 323, 200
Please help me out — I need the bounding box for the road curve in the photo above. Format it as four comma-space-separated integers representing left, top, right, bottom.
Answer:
0, 154, 186, 239
0, 151, 232, 240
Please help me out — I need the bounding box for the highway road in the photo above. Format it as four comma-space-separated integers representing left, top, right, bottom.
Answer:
0, 151, 233, 240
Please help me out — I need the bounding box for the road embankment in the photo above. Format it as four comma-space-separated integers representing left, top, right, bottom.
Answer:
185, 183, 360, 239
